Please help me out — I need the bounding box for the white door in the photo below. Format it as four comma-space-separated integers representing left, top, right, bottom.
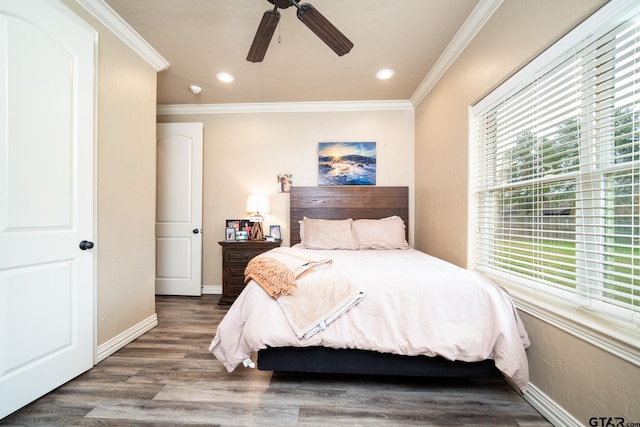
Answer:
0, 0, 95, 418
156, 123, 203, 296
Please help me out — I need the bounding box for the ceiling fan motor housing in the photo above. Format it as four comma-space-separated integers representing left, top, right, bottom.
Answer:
268, 0, 293, 9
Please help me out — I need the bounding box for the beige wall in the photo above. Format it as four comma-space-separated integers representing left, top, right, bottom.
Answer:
61, 1, 158, 347
415, 0, 640, 424
520, 312, 639, 423
159, 109, 415, 287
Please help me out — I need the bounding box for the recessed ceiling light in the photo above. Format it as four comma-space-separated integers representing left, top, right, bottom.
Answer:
216, 72, 235, 83
376, 69, 395, 80
189, 84, 202, 94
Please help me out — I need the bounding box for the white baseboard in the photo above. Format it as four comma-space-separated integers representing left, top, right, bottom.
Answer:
524, 382, 583, 427
202, 284, 221, 295
95, 313, 158, 363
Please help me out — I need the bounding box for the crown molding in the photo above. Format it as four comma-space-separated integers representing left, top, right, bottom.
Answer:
74, 0, 170, 71
74, 0, 500, 108
156, 100, 415, 115
410, 0, 503, 107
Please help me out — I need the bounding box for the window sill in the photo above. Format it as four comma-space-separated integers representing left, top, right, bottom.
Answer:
486, 274, 640, 368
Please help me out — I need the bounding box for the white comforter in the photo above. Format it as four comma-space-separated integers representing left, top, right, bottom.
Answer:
209, 247, 530, 392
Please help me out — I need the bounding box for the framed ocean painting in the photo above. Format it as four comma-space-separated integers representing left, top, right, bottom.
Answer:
318, 142, 376, 186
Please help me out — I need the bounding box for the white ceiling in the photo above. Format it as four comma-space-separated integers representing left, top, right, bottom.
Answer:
102, 0, 482, 105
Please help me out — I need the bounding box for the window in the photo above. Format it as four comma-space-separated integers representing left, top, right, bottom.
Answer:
470, 0, 640, 327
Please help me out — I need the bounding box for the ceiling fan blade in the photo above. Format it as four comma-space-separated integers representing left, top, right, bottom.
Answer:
296, 3, 353, 57
247, 9, 280, 63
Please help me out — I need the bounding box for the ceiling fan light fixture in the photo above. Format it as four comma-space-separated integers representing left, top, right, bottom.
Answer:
247, 8, 281, 63
295, 3, 353, 57
216, 72, 235, 83
376, 69, 395, 80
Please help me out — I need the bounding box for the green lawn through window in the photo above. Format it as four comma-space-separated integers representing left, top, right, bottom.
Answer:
494, 238, 639, 307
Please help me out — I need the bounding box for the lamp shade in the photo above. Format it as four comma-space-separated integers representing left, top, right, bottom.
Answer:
246, 194, 270, 214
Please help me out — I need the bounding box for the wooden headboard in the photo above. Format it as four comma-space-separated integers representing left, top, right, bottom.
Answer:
289, 186, 409, 246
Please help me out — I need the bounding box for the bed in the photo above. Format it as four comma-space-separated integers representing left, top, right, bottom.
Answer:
209, 186, 530, 392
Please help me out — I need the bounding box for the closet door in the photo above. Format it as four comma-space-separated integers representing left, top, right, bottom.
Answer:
155, 122, 203, 296
0, 0, 96, 418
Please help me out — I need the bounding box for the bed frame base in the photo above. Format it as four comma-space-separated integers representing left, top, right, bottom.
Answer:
257, 347, 499, 378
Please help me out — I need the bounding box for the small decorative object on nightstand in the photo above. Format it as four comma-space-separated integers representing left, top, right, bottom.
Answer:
218, 239, 281, 305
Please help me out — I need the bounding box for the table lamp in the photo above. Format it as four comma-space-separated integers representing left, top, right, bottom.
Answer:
246, 194, 270, 240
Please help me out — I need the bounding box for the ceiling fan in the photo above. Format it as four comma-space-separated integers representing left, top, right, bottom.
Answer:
247, 0, 354, 63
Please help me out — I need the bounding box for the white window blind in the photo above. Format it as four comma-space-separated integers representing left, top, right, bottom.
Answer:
470, 0, 640, 325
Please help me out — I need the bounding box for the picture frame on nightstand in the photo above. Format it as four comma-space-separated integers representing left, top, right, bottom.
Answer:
224, 227, 236, 241
240, 219, 255, 238
269, 225, 281, 240
226, 219, 240, 231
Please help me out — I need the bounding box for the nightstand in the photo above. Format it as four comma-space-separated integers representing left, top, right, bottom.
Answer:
218, 240, 281, 305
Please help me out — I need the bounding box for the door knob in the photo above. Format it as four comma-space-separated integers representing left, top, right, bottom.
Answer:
79, 240, 94, 250
193, 229, 200, 234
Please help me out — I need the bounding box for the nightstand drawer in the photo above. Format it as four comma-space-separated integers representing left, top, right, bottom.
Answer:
224, 265, 246, 283
224, 248, 271, 263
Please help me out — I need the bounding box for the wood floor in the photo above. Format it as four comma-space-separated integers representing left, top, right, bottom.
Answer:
1, 295, 551, 426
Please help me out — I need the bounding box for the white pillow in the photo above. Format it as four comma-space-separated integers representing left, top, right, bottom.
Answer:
300, 217, 357, 250
352, 216, 409, 250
